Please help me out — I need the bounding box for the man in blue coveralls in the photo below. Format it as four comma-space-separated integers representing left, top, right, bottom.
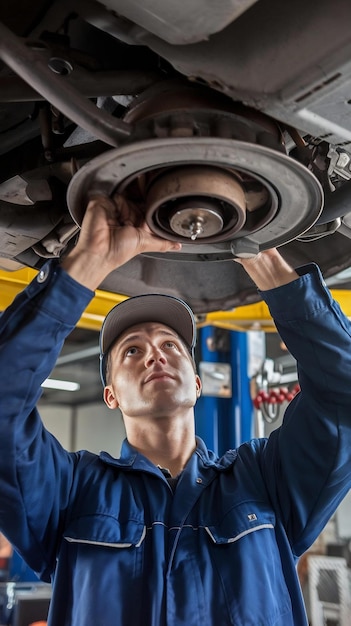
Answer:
0, 192, 350, 625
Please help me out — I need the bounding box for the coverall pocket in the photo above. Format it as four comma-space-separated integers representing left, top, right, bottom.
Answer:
64, 513, 146, 548
202, 502, 293, 625
205, 500, 274, 544
61, 515, 147, 623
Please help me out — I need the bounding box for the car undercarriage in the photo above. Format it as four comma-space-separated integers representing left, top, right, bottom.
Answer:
1, 0, 351, 312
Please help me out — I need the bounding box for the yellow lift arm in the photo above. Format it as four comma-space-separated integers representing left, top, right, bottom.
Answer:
1, 268, 351, 333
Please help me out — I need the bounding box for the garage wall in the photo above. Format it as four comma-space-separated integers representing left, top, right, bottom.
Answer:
74, 403, 126, 456
40, 406, 73, 450
40, 403, 126, 456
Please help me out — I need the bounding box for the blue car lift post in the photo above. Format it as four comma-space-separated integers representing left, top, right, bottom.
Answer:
195, 326, 253, 456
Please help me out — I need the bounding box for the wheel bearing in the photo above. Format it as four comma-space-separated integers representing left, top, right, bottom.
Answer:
145, 166, 247, 242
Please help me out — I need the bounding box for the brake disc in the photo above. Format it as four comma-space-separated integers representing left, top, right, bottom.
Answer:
67, 136, 323, 260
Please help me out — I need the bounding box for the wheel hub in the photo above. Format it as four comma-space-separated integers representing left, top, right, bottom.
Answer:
145, 166, 247, 242
169, 205, 224, 240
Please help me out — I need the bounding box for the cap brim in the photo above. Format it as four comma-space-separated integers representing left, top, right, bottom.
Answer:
99, 293, 196, 385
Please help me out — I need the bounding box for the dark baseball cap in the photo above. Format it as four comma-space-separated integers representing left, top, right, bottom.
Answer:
99, 293, 197, 385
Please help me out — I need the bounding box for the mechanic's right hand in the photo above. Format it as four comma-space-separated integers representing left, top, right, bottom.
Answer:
61, 193, 181, 290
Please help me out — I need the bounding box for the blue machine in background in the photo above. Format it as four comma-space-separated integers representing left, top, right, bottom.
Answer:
195, 327, 260, 456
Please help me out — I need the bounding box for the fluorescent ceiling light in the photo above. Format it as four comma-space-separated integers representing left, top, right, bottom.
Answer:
41, 378, 81, 392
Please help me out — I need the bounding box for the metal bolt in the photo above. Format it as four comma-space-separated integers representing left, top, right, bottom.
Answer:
189, 218, 205, 240
230, 238, 260, 258
336, 152, 350, 169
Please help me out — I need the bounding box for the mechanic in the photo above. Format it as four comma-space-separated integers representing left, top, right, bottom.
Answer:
0, 193, 350, 626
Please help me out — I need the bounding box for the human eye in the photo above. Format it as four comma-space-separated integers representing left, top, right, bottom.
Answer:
163, 340, 178, 350
125, 346, 139, 357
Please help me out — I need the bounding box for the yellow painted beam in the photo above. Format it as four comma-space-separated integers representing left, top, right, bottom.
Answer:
198, 291, 351, 332
200, 302, 277, 333
1, 268, 351, 332
78, 289, 128, 330
0, 268, 127, 331
0, 267, 37, 302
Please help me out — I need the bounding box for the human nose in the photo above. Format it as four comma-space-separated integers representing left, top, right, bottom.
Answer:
145, 345, 167, 367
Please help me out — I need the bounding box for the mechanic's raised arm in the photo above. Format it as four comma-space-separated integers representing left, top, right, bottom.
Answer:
0, 193, 180, 579
239, 248, 351, 555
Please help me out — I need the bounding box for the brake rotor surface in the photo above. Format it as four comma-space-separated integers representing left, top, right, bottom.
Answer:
67, 136, 323, 259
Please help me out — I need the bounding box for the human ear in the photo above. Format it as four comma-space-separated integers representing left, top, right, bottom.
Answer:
195, 375, 202, 398
103, 385, 119, 409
